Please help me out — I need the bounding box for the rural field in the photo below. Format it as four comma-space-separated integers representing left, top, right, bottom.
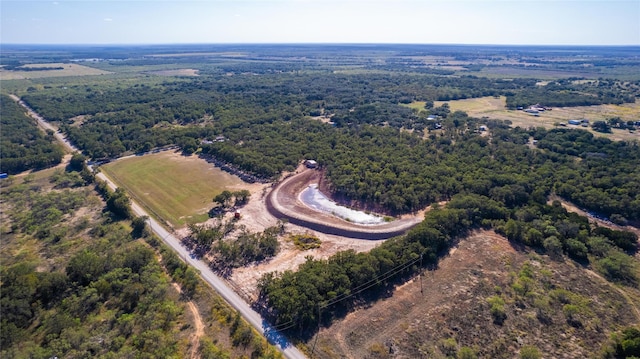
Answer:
406, 96, 640, 142
0, 63, 112, 80
312, 230, 640, 359
101, 151, 248, 228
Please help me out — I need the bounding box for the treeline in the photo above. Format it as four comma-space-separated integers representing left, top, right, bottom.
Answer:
0, 94, 63, 174
258, 203, 472, 336
506, 79, 638, 108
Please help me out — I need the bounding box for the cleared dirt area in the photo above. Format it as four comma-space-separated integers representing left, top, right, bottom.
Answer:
310, 230, 640, 359
183, 164, 426, 299
429, 96, 640, 142
0, 63, 111, 79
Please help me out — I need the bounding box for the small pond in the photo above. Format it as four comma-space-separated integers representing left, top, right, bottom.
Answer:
299, 184, 386, 225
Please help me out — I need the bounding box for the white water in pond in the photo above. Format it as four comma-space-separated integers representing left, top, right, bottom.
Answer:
299, 184, 385, 225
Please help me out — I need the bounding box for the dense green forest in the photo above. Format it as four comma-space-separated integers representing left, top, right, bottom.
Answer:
17, 63, 639, 161
14, 63, 640, 221
0, 94, 63, 174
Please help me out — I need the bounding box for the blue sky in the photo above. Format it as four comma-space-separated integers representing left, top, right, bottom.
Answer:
1, 0, 639, 45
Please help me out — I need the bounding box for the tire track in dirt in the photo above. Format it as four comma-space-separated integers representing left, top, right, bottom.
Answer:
584, 269, 640, 322
171, 283, 205, 359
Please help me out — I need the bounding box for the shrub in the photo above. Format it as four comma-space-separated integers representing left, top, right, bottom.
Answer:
487, 295, 507, 325
290, 233, 321, 250
520, 345, 541, 359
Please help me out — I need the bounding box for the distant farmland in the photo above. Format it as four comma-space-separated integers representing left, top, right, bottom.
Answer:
0, 63, 112, 80
405, 96, 640, 142
101, 151, 246, 228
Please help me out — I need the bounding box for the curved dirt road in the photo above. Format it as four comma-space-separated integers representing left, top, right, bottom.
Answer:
267, 169, 423, 240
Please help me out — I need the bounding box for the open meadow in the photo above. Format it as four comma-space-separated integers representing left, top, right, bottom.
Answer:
0, 63, 111, 80
101, 151, 248, 228
406, 96, 640, 142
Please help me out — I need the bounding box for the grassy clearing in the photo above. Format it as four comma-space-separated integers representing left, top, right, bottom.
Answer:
402, 101, 427, 111
0, 63, 111, 80
146, 68, 199, 76
419, 96, 640, 142
101, 151, 246, 228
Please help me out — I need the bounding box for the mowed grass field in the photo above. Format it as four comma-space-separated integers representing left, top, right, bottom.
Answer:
0, 63, 111, 80
101, 151, 246, 228
405, 96, 640, 142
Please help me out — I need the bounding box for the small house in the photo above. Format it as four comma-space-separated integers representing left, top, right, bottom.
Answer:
304, 159, 318, 169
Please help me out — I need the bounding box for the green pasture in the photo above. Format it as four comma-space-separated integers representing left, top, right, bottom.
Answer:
101, 151, 245, 228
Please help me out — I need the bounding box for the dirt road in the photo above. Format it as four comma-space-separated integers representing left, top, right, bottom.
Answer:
267, 169, 424, 239
9, 94, 77, 153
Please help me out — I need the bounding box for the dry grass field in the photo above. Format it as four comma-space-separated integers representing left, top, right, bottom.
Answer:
0, 63, 112, 80
406, 96, 640, 142
101, 151, 247, 228
310, 230, 640, 359
146, 68, 200, 76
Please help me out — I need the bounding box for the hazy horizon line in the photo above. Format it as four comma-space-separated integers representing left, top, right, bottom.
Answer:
2, 42, 639, 47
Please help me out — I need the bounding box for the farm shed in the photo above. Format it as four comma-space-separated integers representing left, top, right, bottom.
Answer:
304, 159, 318, 169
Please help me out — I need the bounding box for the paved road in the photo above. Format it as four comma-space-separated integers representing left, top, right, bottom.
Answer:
9, 94, 77, 153
96, 172, 306, 359
12, 94, 308, 359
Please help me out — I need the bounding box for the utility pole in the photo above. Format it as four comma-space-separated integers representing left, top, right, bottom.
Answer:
420, 253, 424, 295
311, 304, 321, 357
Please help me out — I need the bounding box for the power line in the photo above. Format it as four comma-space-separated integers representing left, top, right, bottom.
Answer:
263, 250, 427, 335
321, 253, 424, 309
319, 251, 425, 309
